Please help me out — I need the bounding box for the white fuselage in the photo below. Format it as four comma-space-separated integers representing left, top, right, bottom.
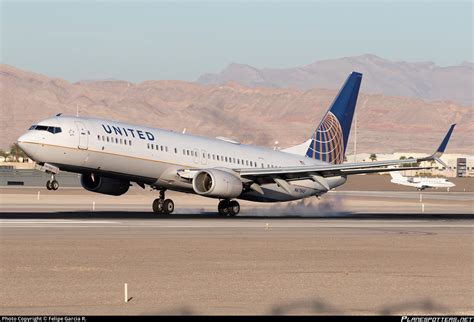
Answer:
18, 116, 344, 202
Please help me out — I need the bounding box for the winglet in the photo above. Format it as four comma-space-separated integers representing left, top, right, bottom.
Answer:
417, 124, 456, 167
434, 124, 456, 156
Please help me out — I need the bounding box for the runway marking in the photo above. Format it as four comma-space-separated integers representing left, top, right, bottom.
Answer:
0, 220, 117, 224
0, 219, 472, 229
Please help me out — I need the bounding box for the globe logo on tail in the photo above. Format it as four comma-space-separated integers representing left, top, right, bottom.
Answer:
306, 112, 344, 164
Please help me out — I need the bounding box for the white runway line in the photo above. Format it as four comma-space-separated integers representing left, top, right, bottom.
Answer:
0, 219, 472, 229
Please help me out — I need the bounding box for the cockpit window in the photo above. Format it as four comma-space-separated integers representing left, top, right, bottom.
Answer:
29, 125, 62, 134
49, 127, 62, 134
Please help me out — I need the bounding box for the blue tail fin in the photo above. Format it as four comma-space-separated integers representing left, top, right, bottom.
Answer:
305, 72, 362, 164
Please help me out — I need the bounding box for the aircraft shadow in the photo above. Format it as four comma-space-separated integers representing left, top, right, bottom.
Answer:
0, 211, 472, 220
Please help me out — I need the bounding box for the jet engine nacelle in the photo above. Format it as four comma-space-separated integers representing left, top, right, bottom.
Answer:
80, 173, 130, 196
192, 169, 243, 199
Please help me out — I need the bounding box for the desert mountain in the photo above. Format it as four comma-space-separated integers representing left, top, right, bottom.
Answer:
198, 54, 473, 106
1, 64, 472, 155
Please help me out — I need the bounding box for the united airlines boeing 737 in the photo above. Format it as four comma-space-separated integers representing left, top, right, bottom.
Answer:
17, 72, 456, 216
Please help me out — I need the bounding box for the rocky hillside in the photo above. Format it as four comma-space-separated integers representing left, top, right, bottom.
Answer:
1, 64, 472, 155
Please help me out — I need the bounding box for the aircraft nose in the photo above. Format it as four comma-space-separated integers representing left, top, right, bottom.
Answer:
17, 132, 36, 156
17, 132, 30, 147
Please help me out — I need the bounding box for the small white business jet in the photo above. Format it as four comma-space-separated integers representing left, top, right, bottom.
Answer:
17, 72, 456, 216
389, 171, 455, 191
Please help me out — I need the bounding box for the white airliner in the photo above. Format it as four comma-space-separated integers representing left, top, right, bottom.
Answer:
17, 72, 456, 216
389, 170, 455, 191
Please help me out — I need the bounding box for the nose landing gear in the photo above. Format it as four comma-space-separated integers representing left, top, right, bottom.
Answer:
37, 163, 60, 191
152, 190, 175, 215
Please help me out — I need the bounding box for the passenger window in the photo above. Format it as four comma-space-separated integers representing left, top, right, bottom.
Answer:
217, 155, 220, 161
129, 140, 132, 145
97, 135, 100, 140
120, 139, 123, 144
115, 138, 118, 143
102, 135, 105, 141
161, 146, 163, 151
174, 148, 177, 154
107, 137, 110, 142
165, 147, 168, 152
124, 140, 127, 146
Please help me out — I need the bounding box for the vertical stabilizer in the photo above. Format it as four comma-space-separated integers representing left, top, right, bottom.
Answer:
305, 72, 362, 164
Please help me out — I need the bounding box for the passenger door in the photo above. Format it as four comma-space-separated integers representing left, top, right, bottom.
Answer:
75, 122, 89, 150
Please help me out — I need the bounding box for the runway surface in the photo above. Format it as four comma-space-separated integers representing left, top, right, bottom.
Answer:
1, 189, 473, 315
1, 216, 473, 315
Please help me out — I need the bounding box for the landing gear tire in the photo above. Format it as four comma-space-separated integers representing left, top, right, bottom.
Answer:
152, 199, 164, 214
228, 200, 240, 217
51, 180, 59, 191
218, 200, 230, 216
163, 199, 174, 214
218, 200, 240, 217
152, 190, 174, 215
46, 178, 59, 191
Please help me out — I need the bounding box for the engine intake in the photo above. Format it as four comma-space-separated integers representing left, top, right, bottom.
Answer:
81, 173, 130, 196
192, 169, 242, 199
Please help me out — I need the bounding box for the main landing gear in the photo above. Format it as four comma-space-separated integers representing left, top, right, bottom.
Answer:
152, 190, 175, 215
218, 199, 240, 217
46, 175, 59, 191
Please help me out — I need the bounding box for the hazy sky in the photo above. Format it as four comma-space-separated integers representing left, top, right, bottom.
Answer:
1, 1, 472, 82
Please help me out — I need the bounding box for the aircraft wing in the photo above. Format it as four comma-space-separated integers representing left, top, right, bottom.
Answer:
238, 162, 428, 181
237, 124, 455, 181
